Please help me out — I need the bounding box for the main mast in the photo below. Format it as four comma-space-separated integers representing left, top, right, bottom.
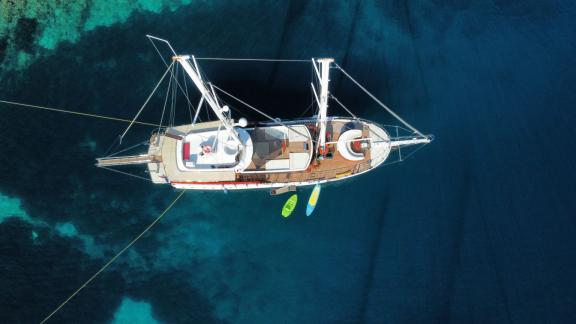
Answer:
313, 58, 334, 155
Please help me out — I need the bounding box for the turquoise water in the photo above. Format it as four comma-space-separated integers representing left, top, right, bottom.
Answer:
1, 1, 576, 323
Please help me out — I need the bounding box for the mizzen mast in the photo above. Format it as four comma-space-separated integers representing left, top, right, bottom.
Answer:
173, 55, 242, 147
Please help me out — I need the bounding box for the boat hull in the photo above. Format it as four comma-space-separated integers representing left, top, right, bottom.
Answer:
155, 117, 390, 190
169, 166, 371, 190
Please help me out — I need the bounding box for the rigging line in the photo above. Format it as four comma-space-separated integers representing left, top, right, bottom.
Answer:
105, 140, 148, 158
157, 65, 173, 135
169, 64, 176, 127
175, 64, 181, 124
381, 142, 429, 167
195, 57, 309, 62
221, 98, 248, 118
103, 136, 121, 157
334, 64, 426, 137
40, 190, 186, 324
148, 36, 169, 67
298, 102, 314, 118
196, 69, 212, 121
330, 94, 358, 119
379, 124, 413, 134
396, 141, 429, 161
0, 100, 158, 127
204, 93, 210, 121
167, 65, 173, 127
120, 61, 174, 143
168, 64, 175, 127
96, 166, 153, 182
396, 127, 403, 161
309, 64, 314, 115
211, 84, 317, 144
382, 143, 428, 166
171, 64, 178, 126
182, 62, 195, 124
147, 38, 197, 116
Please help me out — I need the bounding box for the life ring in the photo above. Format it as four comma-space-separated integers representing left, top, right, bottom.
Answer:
337, 129, 364, 161
351, 140, 363, 153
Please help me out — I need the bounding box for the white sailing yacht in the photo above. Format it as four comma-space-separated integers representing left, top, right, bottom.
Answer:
96, 36, 432, 191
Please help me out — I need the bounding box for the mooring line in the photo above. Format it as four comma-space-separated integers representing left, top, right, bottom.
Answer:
40, 190, 186, 324
0, 99, 159, 127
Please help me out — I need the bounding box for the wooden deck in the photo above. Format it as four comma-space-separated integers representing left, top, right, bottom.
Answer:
238, 119, 373, 183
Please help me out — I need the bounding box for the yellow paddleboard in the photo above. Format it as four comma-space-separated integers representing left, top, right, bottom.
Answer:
306, 184, 321, 216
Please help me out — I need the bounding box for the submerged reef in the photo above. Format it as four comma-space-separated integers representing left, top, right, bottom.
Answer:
0, 0, 191, 71
111, 298, 159, 324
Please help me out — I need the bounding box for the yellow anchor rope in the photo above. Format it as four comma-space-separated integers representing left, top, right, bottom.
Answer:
40, 190, 186, 323
0, 99, 158, 127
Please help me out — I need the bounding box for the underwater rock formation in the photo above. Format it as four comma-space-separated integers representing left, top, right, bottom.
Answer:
0, 0, 191, 71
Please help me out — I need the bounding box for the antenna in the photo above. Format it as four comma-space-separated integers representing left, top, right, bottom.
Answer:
174, 55, 242, 147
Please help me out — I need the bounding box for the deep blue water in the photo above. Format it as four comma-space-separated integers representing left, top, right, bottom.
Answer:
1, 1, 576, 323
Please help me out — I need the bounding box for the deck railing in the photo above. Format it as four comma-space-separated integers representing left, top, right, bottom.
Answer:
238, 160, 373, 184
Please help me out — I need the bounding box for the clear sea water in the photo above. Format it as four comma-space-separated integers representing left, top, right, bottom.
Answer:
1, 1, 576, 323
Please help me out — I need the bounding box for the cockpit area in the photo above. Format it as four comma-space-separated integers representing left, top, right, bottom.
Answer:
242, 125, 313, 173
176, 127, 253, 172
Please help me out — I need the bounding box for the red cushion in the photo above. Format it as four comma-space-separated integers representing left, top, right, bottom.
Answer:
351, 140, 362, 153
183, 142, 190, 160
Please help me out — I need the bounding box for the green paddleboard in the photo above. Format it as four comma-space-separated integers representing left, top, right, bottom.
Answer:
282, 194, 298, 217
